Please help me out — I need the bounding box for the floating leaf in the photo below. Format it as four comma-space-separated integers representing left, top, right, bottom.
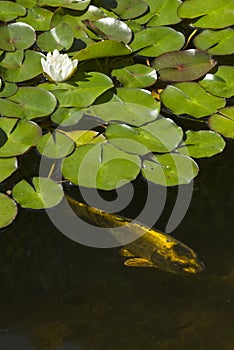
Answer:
0, 193, 18, 228
0, 158, 18, 183
112, 64, 157, 88
0, 82, 18, 98
92, 17, 132, 43
12, 177, 64, 209
130, 26, 185, 57
199, 66, 234, 98
0, 1, 26, 22
161, 82, 225, 118
17, 7, 53, 31
72, 40, 132, 61
37, 0, 91, 10
37, 23, 74, 51
62, 143, 141, 190
0, 87, 57, 119
142, 153, 199, 186
16, 0, 36, 7
105, 117, 183, 154
152, 49, 216, 82
209, 107, 234, 139
0, 118, 42, 157
95, 0, 148, 19
0, 22, 36, 51
61, 130, 106, 146
51, 108, 83, 126
40, 72, 113, 108
178, 0, 234, 29
0, 49, 44, 82
194, 29, 234, 55
36, 131, 75, 159
177, 130, 225, 158
87, 88, 160, 126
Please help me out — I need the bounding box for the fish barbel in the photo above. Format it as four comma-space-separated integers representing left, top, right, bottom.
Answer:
66, 195, 205, 275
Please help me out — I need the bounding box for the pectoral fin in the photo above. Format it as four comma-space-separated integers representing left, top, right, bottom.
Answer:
124, 258, 155, 268
119, 248, 135, 257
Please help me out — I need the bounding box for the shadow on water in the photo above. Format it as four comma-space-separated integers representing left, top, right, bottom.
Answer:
0, 141, 234, 350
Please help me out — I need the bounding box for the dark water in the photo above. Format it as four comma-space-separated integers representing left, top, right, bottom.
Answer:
0, 141, 234, 350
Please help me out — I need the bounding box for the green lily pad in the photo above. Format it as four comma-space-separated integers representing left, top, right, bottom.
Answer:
199, 66, 234, 98
62, 143, 141, 190
17, 7, 53, 31
130, 26, 185, 57
40, 72, 113, 108
112, 64, 157, 88
38, 0, 91, 10
194, 29, 234, 55
177, 130, 226, 158
37, 23, 74, 52
0, 49, 44, 83
0, 1, 26, 22
0, 158, 18, 183
0, 22, 36, 51
51, 108, 83, 126
0, 193, 18, 228
209, 107, 234, 139
0, 118, 42, 157
0, 87, 57, 119
142, 153, 199, 186
95, 0, 148, 19
87, 87, 160, 126
36, 131, 75, 159
92, 17, 132, 43
152, 49, 216, 82
12, 177, 64, 209
16, 0, 36, 8
72, 40, 132, 61
135, 0, 181, 26
105, 117, 183, 155
0, 82, 18, 98
61, 130, 106, 146
178, 0, 234, 29
161, 82, 226, 118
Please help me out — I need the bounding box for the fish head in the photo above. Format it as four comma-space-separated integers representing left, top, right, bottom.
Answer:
151, 240, 205, 275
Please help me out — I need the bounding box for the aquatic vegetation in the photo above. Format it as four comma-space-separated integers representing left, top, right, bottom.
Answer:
0, 0, 233, 228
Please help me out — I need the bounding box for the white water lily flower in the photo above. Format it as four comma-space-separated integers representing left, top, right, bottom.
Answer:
41, 49, 78, 83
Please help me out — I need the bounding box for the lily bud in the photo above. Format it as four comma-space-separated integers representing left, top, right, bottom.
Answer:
41, 49, 78, 83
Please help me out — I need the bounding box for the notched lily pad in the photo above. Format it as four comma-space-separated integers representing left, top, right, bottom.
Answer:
194, 28, 234, 55
61, 130, 106, 146
0, 157, 18, 183
92, 17, 132, 43
111, 64, 157, 88
209, 107, 234, 139
152, 49, 216, 82
36, 131, 75, 159
37, 0, 91, 11
17, 7, 53, 31
51, 108, 83, 127
199, 66, 234, 98
0, 22, 36, 51
0, 1, 26, 22
37, 23, 74, 51
0, 193, 18, 228
12, 177, 64, 209
96, 0, 148, 19
177, 130, 226, 158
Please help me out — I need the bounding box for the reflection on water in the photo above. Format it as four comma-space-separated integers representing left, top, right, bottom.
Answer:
0, 141, 234, 350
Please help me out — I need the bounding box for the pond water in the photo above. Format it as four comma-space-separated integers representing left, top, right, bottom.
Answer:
0, 140, 234, 350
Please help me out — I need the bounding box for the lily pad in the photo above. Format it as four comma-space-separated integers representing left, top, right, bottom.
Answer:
0, 87, 57, 119
95, 0, 148, 19
72, 40, 132, 61
209, 107, 234, 139
61, 130, 106, 146
36, 131, 75, 159
40, 72, 113, 108
51, 108, 83, 126
0, 22, 36, 51
130, 26, 185, 57
87, 87, 160, 126
17, 7, 53, 31
92, 17, 132, 43
152, 49, 216, 82
142, 153, 199, 186
0, 49, 44, 83
0, 118, 42, 157
0, 193, 18, 228
199, 66, 234, 98
194, 29, 234, 55
111, 64, 157, 88
177, 130, 226, 158
105, 117, 183, 154
161, 82, 226, 118
37, 23, 74, 52
0, 82, 18, 98
12, 177, 64, 209
178, 0, 234, 29
0, 158, 18, 183
37, 0, 91, 11
62, 143, 141, 190
0, 1, 26, 22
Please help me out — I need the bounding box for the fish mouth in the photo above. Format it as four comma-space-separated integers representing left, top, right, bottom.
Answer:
183, 260, 205, 274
